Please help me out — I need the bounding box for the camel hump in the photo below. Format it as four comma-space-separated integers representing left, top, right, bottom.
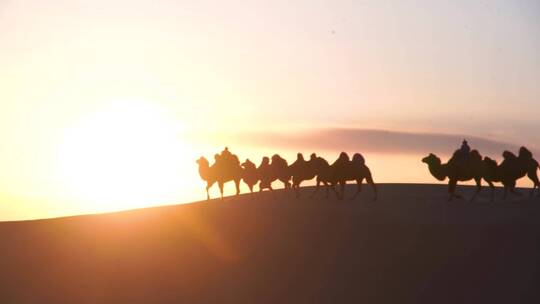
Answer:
242, 159, 256, 170
469, 149, 481, 161
483, 156, 498, 168
519, 146, 533, 159
483, 156, 495, 164
352, 153, 365, 165
502, 150, 517, 160
271, 154, 287, 167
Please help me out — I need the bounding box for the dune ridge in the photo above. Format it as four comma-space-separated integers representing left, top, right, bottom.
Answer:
1, 184, 539, 303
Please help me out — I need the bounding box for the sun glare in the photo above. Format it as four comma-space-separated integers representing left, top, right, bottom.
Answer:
57, 100, 192, 213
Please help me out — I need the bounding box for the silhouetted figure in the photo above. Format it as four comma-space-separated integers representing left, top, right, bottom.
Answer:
483, 146, 540, 199
196, 151, 243, 200
257, 157, 274, 193
289, 153, 317, 197
241, 159, 259, 194
309, 155, 340, 199
331, 152, 378, 201
449, 140, 472, 165
460, 139, 471, 154
422, 149, 485, 202
270, 154, 292, 190
218, 147, 240, 172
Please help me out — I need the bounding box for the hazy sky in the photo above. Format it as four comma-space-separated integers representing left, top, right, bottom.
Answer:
0, 0, 539, 219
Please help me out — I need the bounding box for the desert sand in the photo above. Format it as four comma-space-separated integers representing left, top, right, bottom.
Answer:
0, 184, 539, 303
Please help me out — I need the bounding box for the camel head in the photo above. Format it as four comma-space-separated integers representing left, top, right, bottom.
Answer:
422, 153, 441, 166
196, 156, 211, 181
196, 156, 209, 168
422, 153, 446, 181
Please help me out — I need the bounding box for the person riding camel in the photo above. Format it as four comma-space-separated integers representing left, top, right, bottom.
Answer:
450, 139, 472, 164
292, 153, 305, 166
460, 139, 471, 154
219, 147, 239, 171
258, 156, 274, 191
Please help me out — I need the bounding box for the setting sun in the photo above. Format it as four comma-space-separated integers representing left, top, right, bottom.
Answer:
56, 100, 190, 212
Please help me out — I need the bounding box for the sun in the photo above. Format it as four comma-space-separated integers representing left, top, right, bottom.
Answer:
57, 100, 191, 213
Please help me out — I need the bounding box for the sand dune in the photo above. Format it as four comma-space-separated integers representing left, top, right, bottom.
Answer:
1, 184, 539, 303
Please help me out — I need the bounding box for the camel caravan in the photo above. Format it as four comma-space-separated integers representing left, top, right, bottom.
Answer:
196, 140, 540, 202
422, 140, 540, 202
196, 147, 377, 201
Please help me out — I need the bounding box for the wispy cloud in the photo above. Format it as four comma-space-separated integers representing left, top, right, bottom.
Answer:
231, 128, 539, 157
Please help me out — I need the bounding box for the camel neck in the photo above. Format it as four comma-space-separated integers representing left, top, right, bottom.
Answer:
428, 162, 447, 181
198, 165, 210, 181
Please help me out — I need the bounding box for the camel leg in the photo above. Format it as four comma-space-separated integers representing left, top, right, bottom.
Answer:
295, 181, 302, 198
366, 172, 378, 201
269, 185, 277, 199
235, 180, 241, 196
218, 182, 224, 200
503, 183, 509, 200
509, 181, 522, 197
350, 179, 363, 200
527, 169, 540, 198
324, 182, 330, 199
284, 180, 291, 190
330, 182, 340, 200
486, 181, 495, 202
469, 177, 482, 202
206, 180, 216, 200
338, 181, 346, 200
311, 179, 321, 198
448, 179, 458, 202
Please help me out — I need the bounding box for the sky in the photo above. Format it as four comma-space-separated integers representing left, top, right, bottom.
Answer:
0, 0, 539, 220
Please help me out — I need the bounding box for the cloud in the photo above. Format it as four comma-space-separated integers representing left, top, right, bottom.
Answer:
232, 128, 539, 158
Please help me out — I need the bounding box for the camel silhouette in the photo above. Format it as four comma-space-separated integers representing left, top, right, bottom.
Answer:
241, 158, 259, 194
289, 152, 376, 200
309, 154, 339, 199
196, 148, 242, 200
422, 149, 485, 202
332, 152, 378, 201
483, 147, 540, 199
257, 156, 275, 193
270, 154, 292, 190
289, 153, 317, 197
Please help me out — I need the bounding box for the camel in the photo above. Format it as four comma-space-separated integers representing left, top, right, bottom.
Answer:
196, 150, 243, 200
483, 147, 540, 199
309, 155, 339, 199
270, 154, 292, 190
257, 156, 275, 193
332, 152, 378, 201
289, 153, 318, 197
241, 159, 259, 194
422, 149, 486, 202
